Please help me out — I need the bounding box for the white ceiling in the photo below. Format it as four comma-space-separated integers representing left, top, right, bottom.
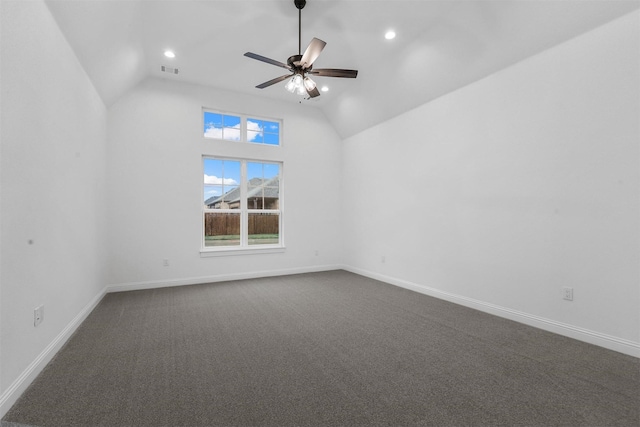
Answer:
44, 0, 639, 138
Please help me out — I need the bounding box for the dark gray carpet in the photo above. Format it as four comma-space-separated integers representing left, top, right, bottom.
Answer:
3, 270, 639, 426
1, 422, 38, 427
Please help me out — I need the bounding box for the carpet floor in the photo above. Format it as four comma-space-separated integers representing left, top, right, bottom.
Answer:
3, 270, 639, 426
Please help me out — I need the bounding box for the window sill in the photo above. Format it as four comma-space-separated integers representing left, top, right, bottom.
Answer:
200, 246, 286, 257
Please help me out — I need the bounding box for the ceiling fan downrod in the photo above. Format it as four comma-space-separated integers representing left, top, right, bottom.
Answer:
294, 0, 306, 55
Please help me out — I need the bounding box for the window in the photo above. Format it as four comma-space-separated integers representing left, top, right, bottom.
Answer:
203, 158, 282, 250
203, 112, 241, 141
247, 118, 280, 145
203, 110, 280, 146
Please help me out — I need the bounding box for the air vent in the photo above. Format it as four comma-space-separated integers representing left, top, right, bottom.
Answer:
161, 65, 179, 74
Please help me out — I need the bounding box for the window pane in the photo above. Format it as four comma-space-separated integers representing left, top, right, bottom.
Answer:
221, 160, 241, 185
204, 212, 240, 247
223, 115, 241, 141
203, 112, 223, 139
247, 118, 280, 145
247, 130, 262, 143
204, 185, 222, 208
247, 162, 280, 210
263, 184, 279, 209
220, 185, 240, 209
203, 158, 223, 180
203, 158, 240, 187
264, 120, 279, 134
204, 159, 241, 209
263, 132, 279, 145
247, 162, 280, 180
247, 186, 263, 209
246, 161, 263, 181
203, 112, 242, 141
248, 212, 279, 245
247, 119, 263, 143
263, 163, 280, 210
263, 120, 280, 146
263, 163, 279, 180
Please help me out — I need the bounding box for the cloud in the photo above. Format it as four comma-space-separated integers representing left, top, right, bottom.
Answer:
204, 124, 241, 141
204, 174, 238, 185
247, 120, 263, 142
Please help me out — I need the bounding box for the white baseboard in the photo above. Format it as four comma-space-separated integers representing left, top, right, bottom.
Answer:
342, 265, 640, 358
0, 287, 108, 419
106, 264, 342, 293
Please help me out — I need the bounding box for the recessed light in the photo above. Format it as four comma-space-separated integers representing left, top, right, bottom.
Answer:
321, 86, 329, 92
384, 30, 396, 40
164, 50, 176, 58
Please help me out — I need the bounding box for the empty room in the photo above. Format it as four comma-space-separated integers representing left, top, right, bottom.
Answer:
1, 0, 638, 426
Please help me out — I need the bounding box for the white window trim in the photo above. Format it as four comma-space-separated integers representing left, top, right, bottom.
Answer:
202, 108, 282, 146
201, 157, 284, 255
200, 247, 286, 257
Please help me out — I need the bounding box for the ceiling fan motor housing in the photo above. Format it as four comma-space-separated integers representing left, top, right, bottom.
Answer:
287, 54, 307, 70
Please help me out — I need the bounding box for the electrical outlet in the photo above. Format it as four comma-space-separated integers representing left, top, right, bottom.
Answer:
163, 259, 169, 267
34, 305, 44, 327
381, 255, 386, 263
314, 250, 319, 256
562, 287, 574, 301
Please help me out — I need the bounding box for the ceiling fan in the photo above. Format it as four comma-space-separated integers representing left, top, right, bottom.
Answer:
244, 0, 358, 98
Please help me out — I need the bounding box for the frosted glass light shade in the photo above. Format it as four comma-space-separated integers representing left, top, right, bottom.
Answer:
303, 76, 316, 91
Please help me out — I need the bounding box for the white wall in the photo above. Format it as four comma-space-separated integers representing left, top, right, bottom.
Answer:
0, 2, 637, 420
342, 11, 639, 355
106, 78, 343, 289
0, 0, 108, 412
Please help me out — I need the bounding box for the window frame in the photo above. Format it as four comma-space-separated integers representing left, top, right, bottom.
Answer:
202, 108, 282, 146
201, 156, 284, 256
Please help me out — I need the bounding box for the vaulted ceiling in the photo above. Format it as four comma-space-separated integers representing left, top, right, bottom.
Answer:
45, 0, 639, 138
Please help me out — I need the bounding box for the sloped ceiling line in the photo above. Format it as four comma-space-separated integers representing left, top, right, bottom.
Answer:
44, 0, 640, 139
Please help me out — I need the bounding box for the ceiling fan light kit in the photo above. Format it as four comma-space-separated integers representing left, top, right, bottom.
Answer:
303, 76, 316, 91
244, 0, 358, 99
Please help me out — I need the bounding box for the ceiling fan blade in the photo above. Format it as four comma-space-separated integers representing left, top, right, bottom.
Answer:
309, 68, 358, 78
306, 86, 321, 98
244, 52, 291, 70
300, 37, 326, 69
256, 74, 292, 89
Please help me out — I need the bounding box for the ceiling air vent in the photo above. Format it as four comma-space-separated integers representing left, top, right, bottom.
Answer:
161, 65, 179, 75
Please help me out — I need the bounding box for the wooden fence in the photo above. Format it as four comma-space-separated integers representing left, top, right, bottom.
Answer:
204, 213, 279, 237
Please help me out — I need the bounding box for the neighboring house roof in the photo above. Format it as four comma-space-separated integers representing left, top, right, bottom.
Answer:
207, 177, 279, 206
